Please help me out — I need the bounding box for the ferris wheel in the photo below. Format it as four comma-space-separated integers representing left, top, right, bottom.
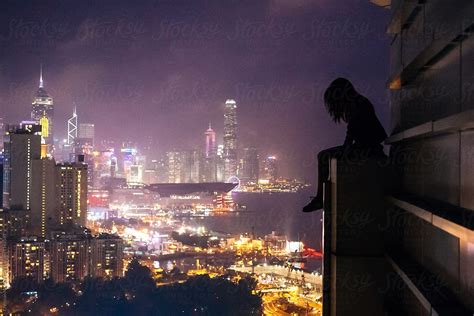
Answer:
227, 176, 241, 191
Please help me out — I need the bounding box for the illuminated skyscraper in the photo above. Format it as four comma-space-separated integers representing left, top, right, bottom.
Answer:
118, 146, 145, 184
78, 123, 95, 141
262, 156, 278, 183
77, 123, 95, 153
56, 155, 88, 227
3, 124, 42, 210
31, 66, 54, 151
216, 144, 225, 182
0, 157, 6, 290
205, 123, 216, 159
241, 147, 259, 184
166, 151, 186, 183
0, 157, 3, 207
0, 117, 4, 153
50, 231, 90, 283
204, 123, 217, 182
67, 107, 78, 146
187, 150, 202, 183
90, 149, 115, 187
31, 157, 56, 238
90, 233, 124, 278
8, 236, 45, 284
223, 99, 237, 180
155, 156, 168, 183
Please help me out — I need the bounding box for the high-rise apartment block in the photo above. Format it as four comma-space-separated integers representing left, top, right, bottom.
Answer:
56, 156, 88, 228
2, 124, 42, 210
90, 233, 124, 278
49, 231, 90, 283
31, 157, 56, 238
8, 236, 45, 284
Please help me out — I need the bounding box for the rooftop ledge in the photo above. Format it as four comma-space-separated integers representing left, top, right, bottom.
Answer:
385, 109, 474, 144
387, 193, 474, 240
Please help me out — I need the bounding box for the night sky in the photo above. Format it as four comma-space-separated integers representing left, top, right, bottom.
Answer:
0, 0, 389, 183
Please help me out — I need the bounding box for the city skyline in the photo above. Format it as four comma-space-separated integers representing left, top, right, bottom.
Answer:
3, 71, 289, 186
0, 0, 390, 183
0, 0, 472, 315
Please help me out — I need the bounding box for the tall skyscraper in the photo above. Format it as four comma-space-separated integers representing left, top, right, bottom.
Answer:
3, 124, 42, 210
223, 99, 237, 181
0, 117, 4, 153
216, 144, 225, 182
76, 123, 95, 156
187, 150, 202, 183
31, 157, 56, 238
0, 156, 5, 290
67, 107, 78, 146
31, 66, 54, 151
262, 156, 278, 183
155, 156, 168, 183
241, 147, 259, 184
78, 123, 94, 143
203, 124, 217, 182
0, 157, 3, 208
205, 123, 216, 159
56, 155, 88, 227
166, 151, 186, 183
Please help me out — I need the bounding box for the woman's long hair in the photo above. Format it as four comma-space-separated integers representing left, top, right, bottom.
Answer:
324, 78, 359, 123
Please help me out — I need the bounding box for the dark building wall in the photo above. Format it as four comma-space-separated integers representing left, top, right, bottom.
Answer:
384, 0, 474, 313
324, 1, 474, 315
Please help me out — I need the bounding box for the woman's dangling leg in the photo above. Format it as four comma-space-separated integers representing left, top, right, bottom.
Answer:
303, 146, 344, 212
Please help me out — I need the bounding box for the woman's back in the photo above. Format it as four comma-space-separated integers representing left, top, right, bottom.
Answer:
344, 95, 387, 147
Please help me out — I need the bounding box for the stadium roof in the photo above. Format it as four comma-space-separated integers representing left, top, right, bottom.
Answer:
145, 182, 237, 197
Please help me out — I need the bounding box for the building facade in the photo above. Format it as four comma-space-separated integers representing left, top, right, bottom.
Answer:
323, 2, 474, 315
56, 157, 88, 227
90, 234, 124, 278
382, 0, 474, 313
31, 68, 54, 151
31, 158, 56, 238
0, 117, 4, 153
78, 123, 95, 143
261, 156, 277, 183
187, 150, 202, 183
50, 232, 90, 283
8, 237, 45, 284
223, 99, 238, 180
241, 147, 259, 184
204, 124, 217, 182
167, 151, 186, 183
2, 125, 42, 210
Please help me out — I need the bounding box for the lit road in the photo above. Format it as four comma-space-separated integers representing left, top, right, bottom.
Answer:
262, 291, 321, 316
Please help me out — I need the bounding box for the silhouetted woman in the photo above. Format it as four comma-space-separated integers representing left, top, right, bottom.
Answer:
302, 78, 387, 212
